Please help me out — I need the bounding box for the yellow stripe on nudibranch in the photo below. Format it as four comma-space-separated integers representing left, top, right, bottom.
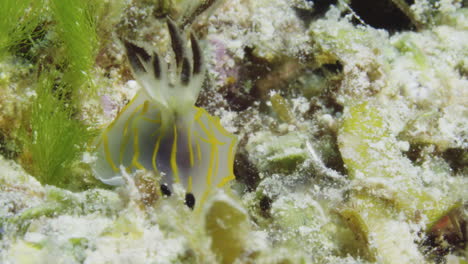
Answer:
214, 146, 220, 186
195, 139, 202, 162
119, 101, 147, 164
152, 134, 162, 173
217, 174, 236, 188
170, 124, 180, 183
131, 126, 145, 170
227, 142, 235, 171
194, 107, 204, 121
205, 144, 216, 187
197, 123, 223, 146
102, 129, 119, 173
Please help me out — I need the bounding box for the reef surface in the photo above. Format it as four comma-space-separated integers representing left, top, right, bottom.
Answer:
0, 0, 467, 263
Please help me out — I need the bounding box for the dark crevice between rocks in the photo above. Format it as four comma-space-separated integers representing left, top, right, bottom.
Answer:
324, 137, 347, 175
322, 61, 344, 75
294, 0, 338, 27
403, 143, 426, 166
349, 0, 415, 32
442, 148, 468, 174
234, 151, 261, 193
403, 144, 468, 175
244, 47, 280, 103
225, 87, 257, 112
312, 130, 347, 176
259, 195, 272, 218
199, 46, 271, 112
421, 206, 467, 263
310, 62, 345, 116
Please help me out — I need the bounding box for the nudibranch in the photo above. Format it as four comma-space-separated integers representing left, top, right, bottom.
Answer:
93, 20, 237, 208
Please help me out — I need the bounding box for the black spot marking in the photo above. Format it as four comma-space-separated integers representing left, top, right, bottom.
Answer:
180, 57, 191, 85
124, 41, 151, 73
160, 184, 172, 197
185, 193, 195, 209
167, 19, 185, 67
152, 52, 161, 79
190, 33, 202, 75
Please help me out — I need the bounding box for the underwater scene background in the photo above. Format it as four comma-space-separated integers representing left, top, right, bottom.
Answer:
0, 0, 467, 263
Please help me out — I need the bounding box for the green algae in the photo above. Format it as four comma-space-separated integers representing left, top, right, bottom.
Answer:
0, 0, 106, 189
51, 0, 102, 93
23, 72, 95, 188
0, 0, 42, 59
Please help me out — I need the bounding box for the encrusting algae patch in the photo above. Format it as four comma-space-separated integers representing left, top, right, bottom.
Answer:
0, 0, 467, 263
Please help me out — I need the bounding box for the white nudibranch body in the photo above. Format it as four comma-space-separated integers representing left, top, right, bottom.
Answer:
93, 20, 237, 208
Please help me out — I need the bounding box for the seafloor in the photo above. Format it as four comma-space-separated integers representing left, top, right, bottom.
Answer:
0, 0, 467, 263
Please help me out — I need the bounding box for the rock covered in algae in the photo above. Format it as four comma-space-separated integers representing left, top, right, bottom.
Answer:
338, 101, 463, 228
269, 192, 337, 258
337, 100, 467, 262
246, 130, 309, 173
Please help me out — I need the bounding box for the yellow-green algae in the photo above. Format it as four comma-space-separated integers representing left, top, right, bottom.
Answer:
50, 0, 102, 92
203, 191, 250, 264
337, 101, 464, 263
339, 101, 460, 227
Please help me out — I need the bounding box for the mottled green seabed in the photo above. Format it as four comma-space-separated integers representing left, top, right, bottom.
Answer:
0, 0, 467, 263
